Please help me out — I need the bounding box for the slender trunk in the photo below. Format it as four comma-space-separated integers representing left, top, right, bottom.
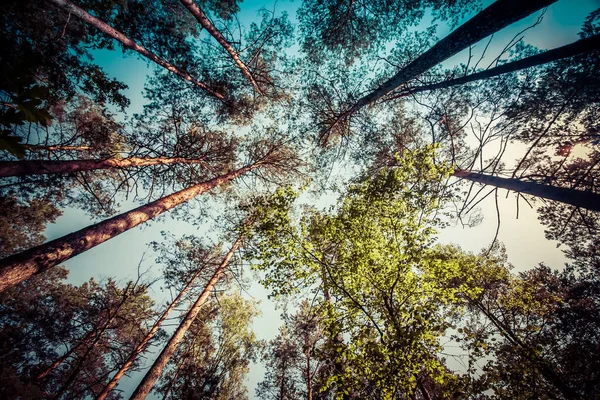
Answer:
24, 145, 93, 152
129, 237, 242, 400
36, 329, 96, 380
0, 156, 207, 178
320, 265, 349, 400
37, 351, 73, 381
388, 34, 600, 100
340, 0, 556, 120
51, 331, 108, 400
47, 0, 224, 100
279, 358, 287, 400
305, 345, 312, 400
0, 163, 258, 292
95, 270, 203, 400
159, 334, 197, 399
160, 360, 184, 400
452, 169, 600, 212
180, 0, 263, 94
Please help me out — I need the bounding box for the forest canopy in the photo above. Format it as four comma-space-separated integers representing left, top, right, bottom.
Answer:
0, 0, 599, 399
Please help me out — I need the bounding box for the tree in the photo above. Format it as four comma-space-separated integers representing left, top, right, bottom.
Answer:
257, 301, 329, 400
449, 252, 600, 399
247, 147, 468, 398
385, 34, 600, 101
180, 0, 263, 94
129, 235, 243, 400
0, 195, 62, 258
154, 294, 262, 399
258, 325, 304, 400
0, 155, 213, 178
0, 0, 129, 157
1, 97, 131, 219
297, 0, 478, 64
452, 168, 600, 212
0, 0, 129, 110
95, 251, 205, 400
0, 268, 156, 399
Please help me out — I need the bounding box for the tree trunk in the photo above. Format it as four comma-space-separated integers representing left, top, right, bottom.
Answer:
452, 169, 600, 212
417, 379, 432, 400
47, 0, 225, 100
0, 163, 258, 292
305, 345, 312, 400
0, 156, 208, 178
25, 145, 94, 152
95, 270, 203, 400
388, 34, 600, 100
128, 237, 242, 400
160, 359, 184, 400
339, 0, 557, 120
180, 0, 263, 94
320, 265, 349, 400
36, 329, 96, 380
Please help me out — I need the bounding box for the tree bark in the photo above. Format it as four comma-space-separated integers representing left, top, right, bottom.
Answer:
452, 169, 600, 212
337, 0, 557, 121
180, 0, 263, 94
128, 237, 242, 400
305, 343, 312, 400
47, 0, 225, 100
95, 270, 203, 400
0, 156, 208, 178
0, 163, 258, 292
388, 34, 600, 100
24, 145, 94, 152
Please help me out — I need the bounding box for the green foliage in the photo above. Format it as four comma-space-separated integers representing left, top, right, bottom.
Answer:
0, 269, 157, 399
298, 0, 480, 64
257, 300, 330, 400
247, 147, 469, 397
1, 1, 599, 399
154, 293, 262, 400
0, 195, 62, 258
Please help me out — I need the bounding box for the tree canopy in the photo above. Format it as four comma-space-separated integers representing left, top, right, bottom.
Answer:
0, 0, 599, 398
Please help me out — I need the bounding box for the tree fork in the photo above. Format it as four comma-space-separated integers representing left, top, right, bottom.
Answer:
0, 163, 257, 292
452, 169, 600, 212
128, 237, 243, 400
0, 156, 208, 178
180, 0, 264, 94
47, 0, 225, 100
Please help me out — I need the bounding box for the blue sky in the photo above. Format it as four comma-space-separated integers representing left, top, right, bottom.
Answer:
41, 0, 599, 398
